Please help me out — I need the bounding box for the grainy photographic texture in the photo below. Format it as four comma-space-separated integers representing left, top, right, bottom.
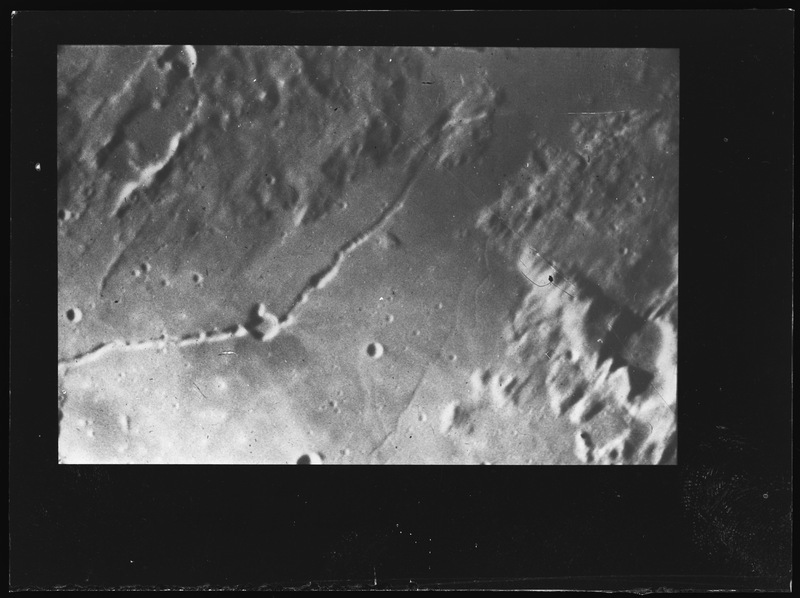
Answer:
57, 46, 678, 464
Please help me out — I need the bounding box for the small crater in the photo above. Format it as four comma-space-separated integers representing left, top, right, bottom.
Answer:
253, 302, 270, 321
247, 304, 281, 342
447, 354, 458, 362
296, 452, 323, 465
384, 314, 395, 323
251, 318, 281, 340
156, 45, 184, 70
365, 342, 384, 359
65, 308, 82, 323
57, 208, 74, 222
140, 262, 151, 274
192, 272, 204, 284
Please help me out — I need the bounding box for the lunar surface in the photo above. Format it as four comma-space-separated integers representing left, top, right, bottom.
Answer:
57, 46, 678, 464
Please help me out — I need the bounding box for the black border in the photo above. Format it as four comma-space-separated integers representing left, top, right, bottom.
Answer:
10, 10, 793, 591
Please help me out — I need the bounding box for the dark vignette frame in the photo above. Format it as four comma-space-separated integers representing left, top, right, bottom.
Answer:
10, 10, 793, 592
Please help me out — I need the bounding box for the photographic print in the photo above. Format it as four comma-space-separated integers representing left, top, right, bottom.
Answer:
56, 45, 679, 465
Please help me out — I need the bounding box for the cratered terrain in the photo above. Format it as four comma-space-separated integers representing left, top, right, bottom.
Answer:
57, 46, 678, 464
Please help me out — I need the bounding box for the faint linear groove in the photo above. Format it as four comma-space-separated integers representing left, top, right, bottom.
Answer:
366, 365, 430, 463
367, 278, 468, 463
